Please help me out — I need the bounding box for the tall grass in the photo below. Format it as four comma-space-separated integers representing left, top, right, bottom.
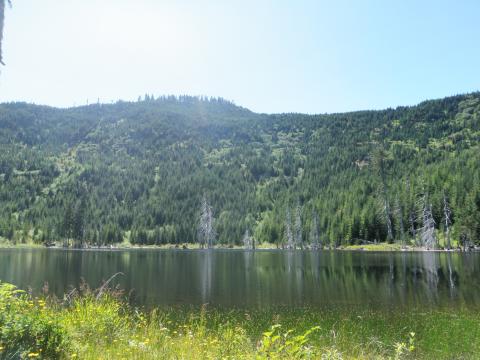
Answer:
1, 281, 479, 359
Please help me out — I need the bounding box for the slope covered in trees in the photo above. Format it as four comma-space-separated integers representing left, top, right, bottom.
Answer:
0, 93, 479, 247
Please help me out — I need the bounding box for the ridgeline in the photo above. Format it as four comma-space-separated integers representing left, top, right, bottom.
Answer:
0, 93, 479, 247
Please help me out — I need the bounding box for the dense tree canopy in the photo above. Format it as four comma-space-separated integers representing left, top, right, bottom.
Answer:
0, 93, 479, 247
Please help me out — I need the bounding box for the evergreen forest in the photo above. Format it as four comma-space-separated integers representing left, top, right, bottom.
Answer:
0, 93, 479, 248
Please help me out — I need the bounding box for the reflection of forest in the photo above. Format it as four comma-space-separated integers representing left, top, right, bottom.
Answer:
0, 250, 479, 308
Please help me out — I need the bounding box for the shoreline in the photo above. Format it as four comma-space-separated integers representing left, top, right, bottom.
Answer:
0, 242, 476, 252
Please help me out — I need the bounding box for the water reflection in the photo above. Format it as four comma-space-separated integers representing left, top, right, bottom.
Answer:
0, 249, 479, 308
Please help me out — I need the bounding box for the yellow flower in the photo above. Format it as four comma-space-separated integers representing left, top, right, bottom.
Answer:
27, 353, 40, 358
0, 346, 4, 351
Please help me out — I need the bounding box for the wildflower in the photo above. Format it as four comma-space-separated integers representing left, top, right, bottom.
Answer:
27, 353, 40, 358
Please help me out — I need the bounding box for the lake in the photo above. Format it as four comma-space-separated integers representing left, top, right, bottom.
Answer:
0, 248, 479, 308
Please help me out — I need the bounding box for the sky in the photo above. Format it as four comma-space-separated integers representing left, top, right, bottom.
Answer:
0, 0, 479, 114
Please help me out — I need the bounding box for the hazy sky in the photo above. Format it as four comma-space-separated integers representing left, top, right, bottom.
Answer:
1, 0, 479, 113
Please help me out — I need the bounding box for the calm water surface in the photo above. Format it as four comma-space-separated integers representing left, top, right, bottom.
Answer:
0, 248, 479, 308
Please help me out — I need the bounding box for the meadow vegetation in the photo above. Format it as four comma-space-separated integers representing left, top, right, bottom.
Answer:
1, 281, 479, 359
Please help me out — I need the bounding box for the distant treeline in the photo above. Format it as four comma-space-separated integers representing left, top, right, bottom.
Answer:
0, 93, 479, 248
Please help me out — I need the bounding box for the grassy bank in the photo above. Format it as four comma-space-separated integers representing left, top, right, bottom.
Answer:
0, 241, 471, 252
1, 282, 479, 359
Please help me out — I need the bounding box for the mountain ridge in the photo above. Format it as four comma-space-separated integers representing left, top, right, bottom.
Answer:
0, 92, 479, 247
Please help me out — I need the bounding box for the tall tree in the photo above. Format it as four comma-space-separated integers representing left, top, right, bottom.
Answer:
371, 147, 394, 242
457, 190, 479, 250
443, 191, 452, 250
73, 199, 87, 248
406, 179, 417, 242
394, 197, 406, 247
62, 203, 74, 247
242, 229, 252, 249
284, 206, 294, 249
309, 209, 320, 249
198, 194, 215, 248
0, 0, 10, 66
294, 201, 303, 249
420, 195, 436, 249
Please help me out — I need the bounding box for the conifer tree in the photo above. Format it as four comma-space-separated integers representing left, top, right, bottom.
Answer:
62, 204, 74, 247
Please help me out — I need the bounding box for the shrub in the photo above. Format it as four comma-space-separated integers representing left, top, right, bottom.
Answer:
0, 282, 69, 359
257, 324, 322, 359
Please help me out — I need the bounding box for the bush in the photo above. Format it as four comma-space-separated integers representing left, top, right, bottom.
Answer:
257, 324, 322, 359
0, 282, 69, 359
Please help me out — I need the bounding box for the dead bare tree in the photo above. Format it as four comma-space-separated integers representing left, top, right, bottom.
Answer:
294, 201, 303, 249
405, 179, 417, 242
443, 191, 452, 250
309, 209, 320, 250
371, 147, 394, 242
0, 0, 11, 66
284, 206, 294, 249
408, 210, 416, 242
242, 229, 252, 250
198, 194, 215, 248
394, 197, 406, 247
420, 195, 436, 250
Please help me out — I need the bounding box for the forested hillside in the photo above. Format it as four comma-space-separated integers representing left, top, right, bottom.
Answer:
0, 93, 479, 247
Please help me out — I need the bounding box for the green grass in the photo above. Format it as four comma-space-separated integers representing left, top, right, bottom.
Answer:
341, 243, 406, 251
0, 238, 44, 248
1, 281, 480, 359
341, 241, 463, 251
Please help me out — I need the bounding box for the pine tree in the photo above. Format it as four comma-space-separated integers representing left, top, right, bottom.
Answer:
73, 199, 86, 248
62, 203, 74, 247
457, 190, 479, 250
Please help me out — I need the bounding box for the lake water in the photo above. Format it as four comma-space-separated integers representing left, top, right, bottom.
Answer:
0, 248, 479, 308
